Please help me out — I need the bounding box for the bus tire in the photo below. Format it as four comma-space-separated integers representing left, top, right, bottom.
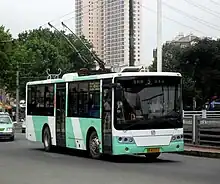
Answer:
88, 131, 101, 159
43, 126, 52, 152
145, 153, 161, 160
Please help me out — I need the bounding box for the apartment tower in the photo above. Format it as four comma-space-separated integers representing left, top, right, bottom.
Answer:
75, 0, 142, 68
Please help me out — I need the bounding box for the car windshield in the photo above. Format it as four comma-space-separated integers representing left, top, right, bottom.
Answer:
114, 76, 182, 130
0, 117, 12, 124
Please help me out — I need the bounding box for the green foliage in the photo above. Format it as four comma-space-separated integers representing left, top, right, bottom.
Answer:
0, 26, 13, 86
0, 26, 96, 98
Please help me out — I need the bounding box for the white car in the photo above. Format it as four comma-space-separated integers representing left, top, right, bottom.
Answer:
0, 113, 15, 141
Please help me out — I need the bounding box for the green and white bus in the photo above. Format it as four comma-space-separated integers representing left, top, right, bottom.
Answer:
25, 71, 184, 159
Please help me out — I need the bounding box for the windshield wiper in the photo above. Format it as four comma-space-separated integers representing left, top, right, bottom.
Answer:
123, 120, 144, 130
142, 93, 163, 102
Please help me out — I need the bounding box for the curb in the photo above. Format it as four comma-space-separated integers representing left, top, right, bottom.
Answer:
178, 150, 220, 158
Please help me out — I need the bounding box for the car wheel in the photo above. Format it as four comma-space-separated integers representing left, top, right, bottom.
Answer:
43, 127, 52, 152
10, 136, 14, 141
89, 131, 101, 159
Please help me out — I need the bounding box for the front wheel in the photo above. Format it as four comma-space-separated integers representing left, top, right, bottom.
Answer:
43, 127, 52, 152
145, 153, 161, 160
10, 135, 14, 141
89, 131, 101, 159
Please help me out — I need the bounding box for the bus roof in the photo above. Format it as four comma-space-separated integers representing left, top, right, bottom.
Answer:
26, 72, 182, 85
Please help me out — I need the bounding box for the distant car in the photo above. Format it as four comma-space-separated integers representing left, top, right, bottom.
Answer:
0, 112, 15, 141
21, 119, 26, 133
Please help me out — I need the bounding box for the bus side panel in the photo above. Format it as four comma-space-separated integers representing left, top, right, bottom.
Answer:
65, 117, 76, 149
26, 115, 36, 142
65, 117, 102, 152
26, 115, 56, 144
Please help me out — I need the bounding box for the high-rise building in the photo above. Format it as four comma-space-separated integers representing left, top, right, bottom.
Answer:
75, 0, 142, 68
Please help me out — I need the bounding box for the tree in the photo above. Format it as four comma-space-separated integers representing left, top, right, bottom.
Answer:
179, 38, 220, 104
149, 43, 183, 72
0, 26, 13, 86
1, 27, 97, 98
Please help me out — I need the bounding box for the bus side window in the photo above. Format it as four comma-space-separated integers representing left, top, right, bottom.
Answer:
27, 84, 54, 116
68, 83, 78, 117
88, 81, 100, 118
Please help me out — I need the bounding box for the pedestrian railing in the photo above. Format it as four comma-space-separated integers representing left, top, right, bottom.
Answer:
183, 110, 220, 147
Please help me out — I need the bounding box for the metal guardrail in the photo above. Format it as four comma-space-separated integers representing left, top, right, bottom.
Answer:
183, 110, 220, 147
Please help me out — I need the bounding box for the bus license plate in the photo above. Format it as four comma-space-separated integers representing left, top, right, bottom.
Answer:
146, 148, 160, 153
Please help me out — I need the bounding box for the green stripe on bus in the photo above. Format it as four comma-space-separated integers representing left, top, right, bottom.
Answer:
32, 116, 48, 142
66, 118, 76, 148
79, 118, 103, 153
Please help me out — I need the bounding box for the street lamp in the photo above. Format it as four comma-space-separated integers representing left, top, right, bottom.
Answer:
157, 0, 162, 72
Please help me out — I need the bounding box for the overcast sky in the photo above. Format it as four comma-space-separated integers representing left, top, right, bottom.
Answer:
1, 0, 220, 66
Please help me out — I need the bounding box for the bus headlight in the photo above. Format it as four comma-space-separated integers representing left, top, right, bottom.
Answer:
117, 136, 135, 144
171, 134, 183, 142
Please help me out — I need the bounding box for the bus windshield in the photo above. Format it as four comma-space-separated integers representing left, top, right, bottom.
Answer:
114, 76, 182, 130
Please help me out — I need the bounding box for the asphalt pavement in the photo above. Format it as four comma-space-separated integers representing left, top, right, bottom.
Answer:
0, 133, 220, 184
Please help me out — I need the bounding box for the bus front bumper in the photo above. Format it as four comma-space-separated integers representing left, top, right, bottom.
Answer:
0, 132, 14, 140
112, 140, 184, 155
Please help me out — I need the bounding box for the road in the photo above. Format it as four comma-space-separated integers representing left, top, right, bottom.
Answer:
0, 133, 219, 184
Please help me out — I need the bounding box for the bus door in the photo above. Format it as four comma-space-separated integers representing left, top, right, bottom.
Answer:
56, 83, 66, 147
102, 79, 113, 154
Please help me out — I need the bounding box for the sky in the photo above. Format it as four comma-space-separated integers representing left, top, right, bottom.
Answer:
0, 0, 220, 66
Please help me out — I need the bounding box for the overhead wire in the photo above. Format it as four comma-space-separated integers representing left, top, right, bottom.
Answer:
183, 0, 220, 19
163, 2, 220, 32
39, 0, 207, 35
209, 0, 220, 6
141, 4, 206, 35
40, 0, 103, 28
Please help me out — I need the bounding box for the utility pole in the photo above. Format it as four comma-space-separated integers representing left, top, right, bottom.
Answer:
129, 0, 135, 66
16, 62, 19, 123
157, 0, 162, 72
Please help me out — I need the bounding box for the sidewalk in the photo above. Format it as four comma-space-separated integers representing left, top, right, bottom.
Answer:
183, 144, 220, 158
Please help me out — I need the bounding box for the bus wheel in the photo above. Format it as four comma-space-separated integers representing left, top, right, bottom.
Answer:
43, 127, 52, 152
89, 131, 101, 159
145, 153, 160, 160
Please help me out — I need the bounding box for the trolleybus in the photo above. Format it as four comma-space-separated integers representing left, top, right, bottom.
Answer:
25, 70, 183, 159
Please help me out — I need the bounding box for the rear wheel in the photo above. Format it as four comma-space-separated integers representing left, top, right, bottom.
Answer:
43, 127, 52, 152
88, 131, 101, 159
145, 153, 160, 160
